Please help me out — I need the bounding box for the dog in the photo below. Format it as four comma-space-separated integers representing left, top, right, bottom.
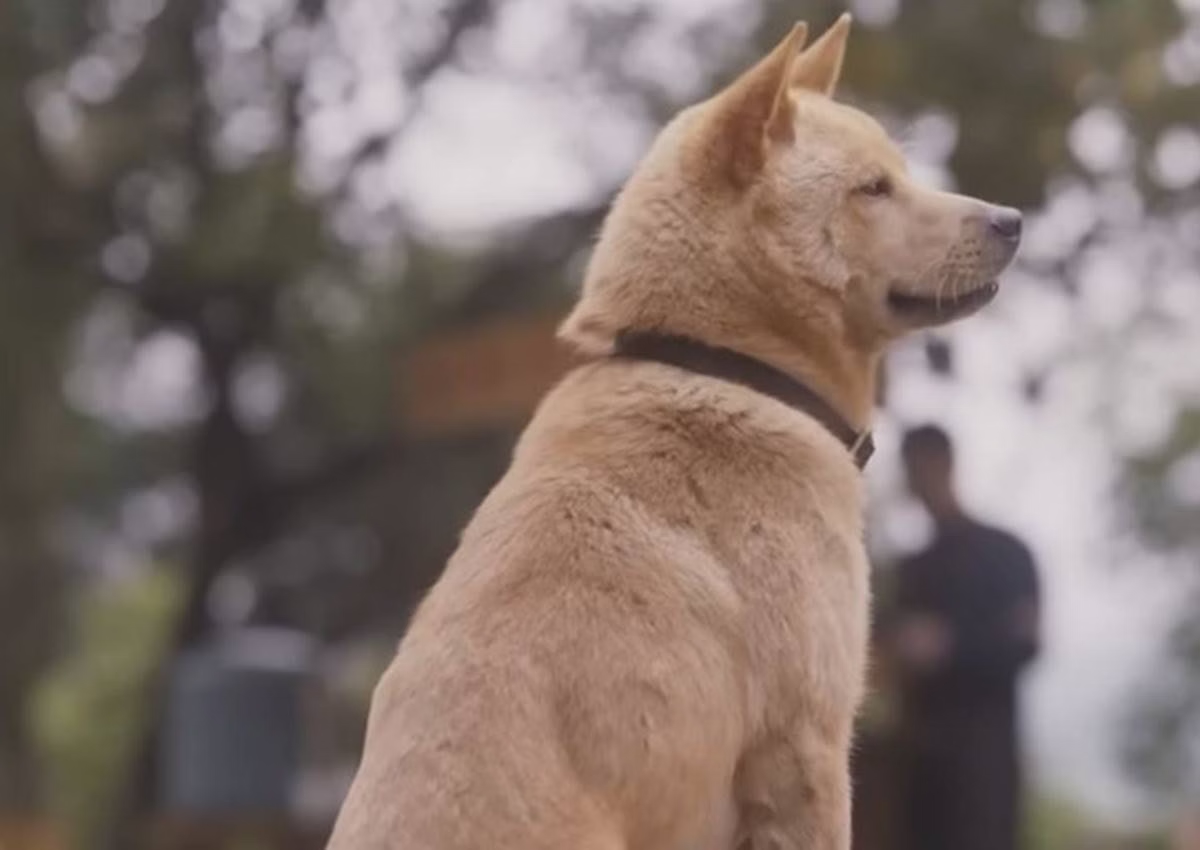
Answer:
328, 14, 1021, 850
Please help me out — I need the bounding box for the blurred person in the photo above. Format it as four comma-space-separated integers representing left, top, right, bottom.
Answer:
889, 424, 1041, 850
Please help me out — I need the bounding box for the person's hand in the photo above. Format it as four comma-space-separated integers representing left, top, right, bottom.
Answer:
893, 615, 952, 672
1011, 600, 1040, 643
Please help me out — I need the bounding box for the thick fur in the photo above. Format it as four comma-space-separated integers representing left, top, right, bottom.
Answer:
329, 15, 1019, 850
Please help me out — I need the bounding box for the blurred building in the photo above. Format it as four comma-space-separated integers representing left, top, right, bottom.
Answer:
399, 312, 577, 439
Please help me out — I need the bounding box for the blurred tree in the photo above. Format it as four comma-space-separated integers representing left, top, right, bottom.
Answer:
0, 0, 99, 814
3, 0, 736, 844
1121, 408, 1200, 804
31, 571, 180, 848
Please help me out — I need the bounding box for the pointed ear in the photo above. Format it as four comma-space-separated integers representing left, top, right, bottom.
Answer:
704, 23, 807, 183
791, 13, 852, 96
764, 22, 810, 143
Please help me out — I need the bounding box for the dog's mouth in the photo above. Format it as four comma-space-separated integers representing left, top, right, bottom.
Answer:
887, 281, 999, 322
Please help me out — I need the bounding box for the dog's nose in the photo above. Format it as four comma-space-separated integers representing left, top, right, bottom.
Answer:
988, 207, 1023, 242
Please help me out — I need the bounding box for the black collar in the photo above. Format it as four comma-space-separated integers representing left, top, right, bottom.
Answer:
612, 330, 874, 470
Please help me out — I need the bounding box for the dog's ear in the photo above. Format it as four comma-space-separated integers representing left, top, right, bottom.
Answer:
790, 13, 852, 96
763, 22, 810, 143
706, 22, 807, 181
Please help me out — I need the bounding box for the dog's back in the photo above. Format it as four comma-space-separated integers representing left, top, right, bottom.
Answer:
330, 358, 864, 850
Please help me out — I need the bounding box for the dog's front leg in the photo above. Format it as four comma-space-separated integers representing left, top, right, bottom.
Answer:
734, 732, 852, 850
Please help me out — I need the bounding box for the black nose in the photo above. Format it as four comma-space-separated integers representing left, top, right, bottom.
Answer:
989, 206, 1023, 241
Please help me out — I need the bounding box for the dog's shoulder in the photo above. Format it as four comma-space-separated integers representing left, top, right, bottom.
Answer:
519, 358, 863, 505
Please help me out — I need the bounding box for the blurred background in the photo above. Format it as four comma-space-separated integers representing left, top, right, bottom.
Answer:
3, 0, 1200, 847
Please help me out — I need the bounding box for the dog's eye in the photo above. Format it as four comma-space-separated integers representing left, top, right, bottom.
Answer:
857, 176, 893, 198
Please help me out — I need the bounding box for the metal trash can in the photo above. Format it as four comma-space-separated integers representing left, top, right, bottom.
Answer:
159, 628, 315, 814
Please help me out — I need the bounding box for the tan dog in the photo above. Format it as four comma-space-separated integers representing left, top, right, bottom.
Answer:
329, 15, 1020, 850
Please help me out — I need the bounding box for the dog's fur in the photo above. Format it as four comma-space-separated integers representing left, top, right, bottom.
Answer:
328, 15, 1020, 850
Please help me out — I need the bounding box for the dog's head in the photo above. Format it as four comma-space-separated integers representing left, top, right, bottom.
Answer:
562, 15, 1021, 357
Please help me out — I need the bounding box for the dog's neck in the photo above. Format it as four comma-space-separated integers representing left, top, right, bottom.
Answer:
612, 329, 876, 467
564, 197, 881, 433
634, 283, 881, 436
721, 329, 879, 437
566, 290, 879, 438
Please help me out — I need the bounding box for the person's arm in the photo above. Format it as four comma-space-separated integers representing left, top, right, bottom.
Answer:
885, 555, 955, 677
892, 613, 954, 675
942, 539, 1040, 683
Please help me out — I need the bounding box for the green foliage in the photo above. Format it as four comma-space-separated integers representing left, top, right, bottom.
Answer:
1023, 792, 1170, 850
31, 571, 181, 847
1125, 407, 1200, 552
1025, 793, 1092, 850
1120, 408, 1200, 796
